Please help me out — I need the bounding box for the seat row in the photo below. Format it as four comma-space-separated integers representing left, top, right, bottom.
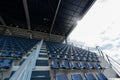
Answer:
56, 73, 107, 80
0, 51, 23, 58
0, 35, 38, 59
48, 52, 98, 58
0, 59, 13, 69
0, 35, 38, 52
49, 54, 99, 62
51, 60, 102, 70
46, 42, 98, 58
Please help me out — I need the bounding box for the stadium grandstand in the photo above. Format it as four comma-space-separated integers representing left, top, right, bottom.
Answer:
0, 0, 120, 80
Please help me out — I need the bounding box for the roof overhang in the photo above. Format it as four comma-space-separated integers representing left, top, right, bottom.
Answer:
0, 0, 96, 41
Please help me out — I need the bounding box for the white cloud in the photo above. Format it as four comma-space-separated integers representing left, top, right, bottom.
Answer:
69, 0, 120, 61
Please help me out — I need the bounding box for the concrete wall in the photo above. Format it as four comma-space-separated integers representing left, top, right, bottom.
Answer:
0, 25, 65, 42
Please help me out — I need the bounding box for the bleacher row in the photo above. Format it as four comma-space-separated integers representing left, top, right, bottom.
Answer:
56, 73, 107, 80
0, 59, 13, 69
46, 42, 98, 62
51, 60, 102, 70
49, 54, 99, 62
0, 35, 38, 70
45, 41, 107, 80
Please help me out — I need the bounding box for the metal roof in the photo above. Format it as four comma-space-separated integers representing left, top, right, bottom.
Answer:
0, 0, 95, 37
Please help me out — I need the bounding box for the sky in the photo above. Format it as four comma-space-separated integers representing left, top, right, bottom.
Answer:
69, 0, 120, 61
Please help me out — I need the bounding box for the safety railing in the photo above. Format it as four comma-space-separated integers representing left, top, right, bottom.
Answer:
106, 55, 120, 77
96, 46, 120, 77
10, 40, 43, 80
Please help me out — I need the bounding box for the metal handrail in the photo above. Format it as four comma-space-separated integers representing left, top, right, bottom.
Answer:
108, 56, 120, 65
108, 56, 120, 77
10, 40, 43, 80
96, 46, 120, 77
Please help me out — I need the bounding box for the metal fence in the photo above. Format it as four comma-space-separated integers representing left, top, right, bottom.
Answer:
96, 46, 120, 77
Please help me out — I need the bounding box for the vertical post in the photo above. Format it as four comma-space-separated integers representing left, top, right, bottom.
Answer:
1, 70, 4, 80
65, 37, 68, 44
100, 51, 104, 58
96, 46, 104, 57
53, 70, 56, 80
88, 47, 90, 51
106, 54, 111, 67
30, 34, 32, 39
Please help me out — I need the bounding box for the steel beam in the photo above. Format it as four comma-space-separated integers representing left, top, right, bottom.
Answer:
0, 16, 6, 26
23, 0, 31, 31
49, 0, 62, 34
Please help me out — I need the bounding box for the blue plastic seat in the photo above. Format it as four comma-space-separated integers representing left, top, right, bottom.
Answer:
61, 60, 70, 69
85, 73, 96, 80
96, 73, 108, 80
3, 59, 12, 63
13, 52, 23, 58
0, 61, 4, 68
88, 63, 94, 69
63, 55, 70, 60
51, 60, 59, 69
57, 55, 63, 59
87, 57, 93, 62
94, 63, 102, 69
93, 58, 99, 62
71, 62, 79, 69
74, 56, 78, 61
0, 59, 13, 69
13, 47, 20, 51
71, 56, 75, 60
77, 56, 82, 61
49, 54, 56, 59
1, 51, 12, 57
71, 74, 83, 80
56, 74, 68, 80
82, 57, 87, 61
80, 62, 87, 69
4, 46, 12, 51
